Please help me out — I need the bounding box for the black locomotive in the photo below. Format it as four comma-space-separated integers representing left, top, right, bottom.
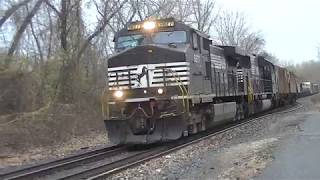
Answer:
103, 18, 308, 144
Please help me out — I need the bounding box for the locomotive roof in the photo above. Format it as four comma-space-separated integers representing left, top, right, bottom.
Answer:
257, 55, 274, 67
218, 46, 247, 57
114, 18, 209, 38
218, 46, 251, 68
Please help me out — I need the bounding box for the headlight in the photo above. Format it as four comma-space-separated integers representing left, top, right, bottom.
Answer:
114, 90, 124, 98
143, 21, 156, 30
157, 88, 164, 95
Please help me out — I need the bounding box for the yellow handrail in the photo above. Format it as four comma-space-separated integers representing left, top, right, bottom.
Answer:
247, 76, 254, 104
166, 69, 189, 113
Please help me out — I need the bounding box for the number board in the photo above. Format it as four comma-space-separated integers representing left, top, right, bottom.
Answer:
127, 20, 175, 31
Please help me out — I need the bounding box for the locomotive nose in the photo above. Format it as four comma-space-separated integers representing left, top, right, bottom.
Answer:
105, 44, 189, 144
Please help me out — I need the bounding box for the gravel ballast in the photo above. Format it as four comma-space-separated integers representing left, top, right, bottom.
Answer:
109, 101, 308, 180
0, 132, 109, 169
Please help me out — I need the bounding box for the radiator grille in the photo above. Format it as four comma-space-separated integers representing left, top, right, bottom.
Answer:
107, 62, 189, 90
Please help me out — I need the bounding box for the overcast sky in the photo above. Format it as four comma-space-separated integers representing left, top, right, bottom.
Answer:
216, 0, 320, 63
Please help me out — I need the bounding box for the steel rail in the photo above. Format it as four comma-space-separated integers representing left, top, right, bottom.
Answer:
0, 145, 126, 180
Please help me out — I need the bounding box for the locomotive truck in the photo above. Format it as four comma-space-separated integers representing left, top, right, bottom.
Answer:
103, 18, 302, 144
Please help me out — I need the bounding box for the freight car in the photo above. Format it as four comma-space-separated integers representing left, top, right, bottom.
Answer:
102, 18, 300, 144
300, 82, 319, 96
312, 83, 320, 94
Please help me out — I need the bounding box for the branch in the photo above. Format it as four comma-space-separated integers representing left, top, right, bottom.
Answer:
0, 0, 32, 28
7, 0, 45, 58
30, 16, 44, 64
76, 0, 128, 60
44, 0, 61, 18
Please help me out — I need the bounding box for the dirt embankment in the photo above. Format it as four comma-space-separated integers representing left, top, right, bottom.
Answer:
310, 93, 320, 111
0, 72, 108, 168
0, 103, 106, 151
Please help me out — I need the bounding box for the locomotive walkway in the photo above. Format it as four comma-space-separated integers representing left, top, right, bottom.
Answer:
256, 101, 320, 179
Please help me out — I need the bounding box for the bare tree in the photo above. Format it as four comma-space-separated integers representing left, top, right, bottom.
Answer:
77, 0, 128, 60
243, 31, 265, 55
0, 0, 33, 28
30, 19, 43, 61
6, 0, 44, 62
191, 0, 219, 34
171, 0, 193, 22
214, 11, 265, 54
259, 51, 280, 65
40, 0, 130, 103
293, 60, 320, 82
0, 0, 268, 103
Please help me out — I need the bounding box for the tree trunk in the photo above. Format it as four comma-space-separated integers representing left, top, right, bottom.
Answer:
56, 58, 77, 103
76, 0, 128, 60
0, 0, 32, 28
6, 0, 44, 67
30, 17, 44, 66
57, 0, 128, 104
46, 6, 53, 59
60, 0, 68, 52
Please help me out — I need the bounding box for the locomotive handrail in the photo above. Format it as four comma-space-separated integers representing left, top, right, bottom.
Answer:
165, 68, 190, 113
166, 69, 187, 111
247, 75, 254, 103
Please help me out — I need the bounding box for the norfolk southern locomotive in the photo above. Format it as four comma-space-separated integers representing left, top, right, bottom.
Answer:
103, 18, 314, 144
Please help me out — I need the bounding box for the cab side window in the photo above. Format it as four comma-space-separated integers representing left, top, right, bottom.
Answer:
202, 38, 211, 51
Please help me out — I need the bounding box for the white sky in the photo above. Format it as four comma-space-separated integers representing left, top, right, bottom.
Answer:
216, 0, 320, 63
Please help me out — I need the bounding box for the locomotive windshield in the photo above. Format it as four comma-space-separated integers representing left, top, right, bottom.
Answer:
116, 31, 187, 50
152, 31, 187, 44
116, 34, 144, 49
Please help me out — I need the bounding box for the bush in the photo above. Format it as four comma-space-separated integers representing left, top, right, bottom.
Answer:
0, 55, 107, 154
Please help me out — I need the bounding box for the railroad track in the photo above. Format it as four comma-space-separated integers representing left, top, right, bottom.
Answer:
0, 103, 304, 180
82, 103, 304, 180
0, 145, 127, 180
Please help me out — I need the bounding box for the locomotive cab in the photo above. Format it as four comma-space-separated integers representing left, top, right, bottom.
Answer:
104, 18, 197, 144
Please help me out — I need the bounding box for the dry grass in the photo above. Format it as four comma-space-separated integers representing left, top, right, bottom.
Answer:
0, 132, 108, 168
0, 69, 107, 155
310, 94, 320, 111
0, 102, 106, 155
0, 67, 109, 168
311, 93, 320, 104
